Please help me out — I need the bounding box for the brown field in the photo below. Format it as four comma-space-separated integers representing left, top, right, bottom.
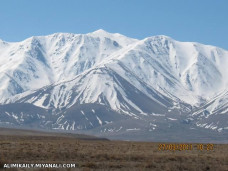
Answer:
0, 128, 227, 171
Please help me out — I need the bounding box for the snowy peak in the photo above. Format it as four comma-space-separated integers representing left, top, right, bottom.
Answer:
0, 39, 8, 47
133, 36, 228, 99
88, 29, 138, 46
89, 29, 110, 36
0, 30, 137, 102
0, 30, 228, 106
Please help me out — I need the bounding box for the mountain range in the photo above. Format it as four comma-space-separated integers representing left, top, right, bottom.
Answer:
0, 29, 227, 142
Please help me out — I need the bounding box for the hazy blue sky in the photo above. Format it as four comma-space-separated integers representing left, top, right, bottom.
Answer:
0, 0, 228, 49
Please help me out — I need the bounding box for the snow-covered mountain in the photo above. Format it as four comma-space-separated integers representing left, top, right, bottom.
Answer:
0, 29, 227, 142
0, 30, 137, 101
190, 89, 228, 132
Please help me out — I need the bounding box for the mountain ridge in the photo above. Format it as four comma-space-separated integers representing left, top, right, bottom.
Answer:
0, 30, 227, 142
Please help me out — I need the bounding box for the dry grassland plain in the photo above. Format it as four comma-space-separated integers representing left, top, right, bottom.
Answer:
0, 129, 227, 171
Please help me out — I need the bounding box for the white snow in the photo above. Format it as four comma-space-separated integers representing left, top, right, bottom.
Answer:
33, 94, 49, 108
126, 128, 141, 131
96, 115, 102, 125
71, 121, 75, 130
167, 117, 177, 121
104, 121, 112, 124
5, 112, 11, 116
151, 113, 165, 116
0, 29, 228, 122
150, 123, 157, 127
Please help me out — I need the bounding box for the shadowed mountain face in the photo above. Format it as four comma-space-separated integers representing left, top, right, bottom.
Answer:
0, 30, 227, 142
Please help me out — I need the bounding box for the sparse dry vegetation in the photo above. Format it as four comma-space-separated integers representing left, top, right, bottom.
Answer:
0, 134, 227, 171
